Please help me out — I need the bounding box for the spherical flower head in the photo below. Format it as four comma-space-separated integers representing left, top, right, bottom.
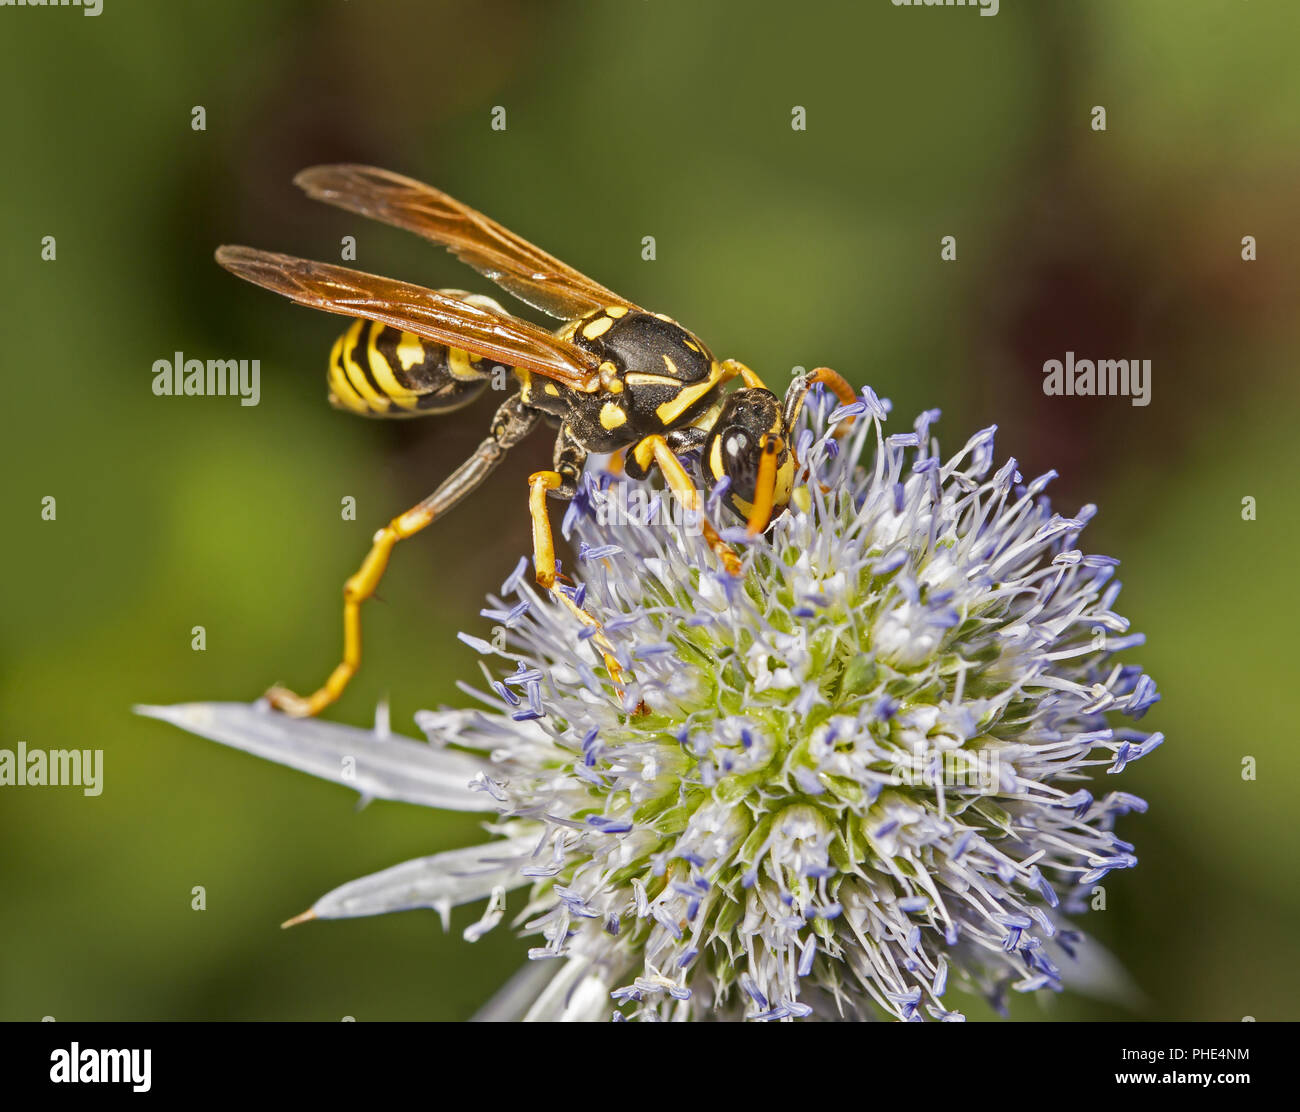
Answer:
140, 383, 1162, 1022
439, 387, 1162, 1021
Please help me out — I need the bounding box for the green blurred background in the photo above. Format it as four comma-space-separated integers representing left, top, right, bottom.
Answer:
2, 0, 1297, 1021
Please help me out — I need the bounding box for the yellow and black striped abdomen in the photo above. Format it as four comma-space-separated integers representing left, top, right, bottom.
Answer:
327, 293, 503, 418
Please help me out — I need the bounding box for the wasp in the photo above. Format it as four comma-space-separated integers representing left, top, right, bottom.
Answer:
216, 165, 858, 717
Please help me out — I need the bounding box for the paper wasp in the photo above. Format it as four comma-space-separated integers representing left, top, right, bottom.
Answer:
216, 165, 857, 717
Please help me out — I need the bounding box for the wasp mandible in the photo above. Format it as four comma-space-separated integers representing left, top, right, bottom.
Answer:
216, 166, 858, 717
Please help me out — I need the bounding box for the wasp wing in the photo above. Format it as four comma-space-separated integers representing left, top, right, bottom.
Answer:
293, 164, 639, 322
215, 247, 601, 390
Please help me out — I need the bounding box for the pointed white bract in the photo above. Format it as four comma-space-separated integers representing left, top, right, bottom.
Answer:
306, 836, 535, 926
134, 701, 495, 812
142, 386, 1162, 1022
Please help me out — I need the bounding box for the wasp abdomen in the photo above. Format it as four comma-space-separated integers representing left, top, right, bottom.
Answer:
327, 293, 506, 418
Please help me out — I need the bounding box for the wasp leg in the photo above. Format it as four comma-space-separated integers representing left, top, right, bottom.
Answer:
628, 434, 742, 576
527, 429, 633, 694
664, 425, 709, 456
527, 470, 573, 593
267, 394, 539, 718
528, 423, 587, 598
719, 358, 769, 390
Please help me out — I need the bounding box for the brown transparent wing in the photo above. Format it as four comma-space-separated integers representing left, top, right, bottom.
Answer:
293, 164, 640, 322
215, 246, 601, 389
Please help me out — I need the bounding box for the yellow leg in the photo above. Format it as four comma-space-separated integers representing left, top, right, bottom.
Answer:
528, 471, 632, 693
633, 436, 742, 576
528, 471, 567, 592
266, 500, 437, 717
267, 397, 537, 718
719, 358, 769, 391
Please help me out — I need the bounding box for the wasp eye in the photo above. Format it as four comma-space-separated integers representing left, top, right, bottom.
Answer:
717, 427, 760, 495
724, 430, 751, 462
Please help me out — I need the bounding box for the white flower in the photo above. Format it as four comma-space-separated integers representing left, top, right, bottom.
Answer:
138, 385, 1161, 1021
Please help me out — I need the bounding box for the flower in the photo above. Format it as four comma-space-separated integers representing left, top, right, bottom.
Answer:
137, 384, 1161, 1021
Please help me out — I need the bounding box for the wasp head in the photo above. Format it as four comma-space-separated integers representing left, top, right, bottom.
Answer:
701, 388, 796, 535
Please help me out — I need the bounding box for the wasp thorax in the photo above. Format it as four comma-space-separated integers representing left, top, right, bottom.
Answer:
703, 389, 796, 528
574, 310, 713, 384
569, 308, 721, 437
